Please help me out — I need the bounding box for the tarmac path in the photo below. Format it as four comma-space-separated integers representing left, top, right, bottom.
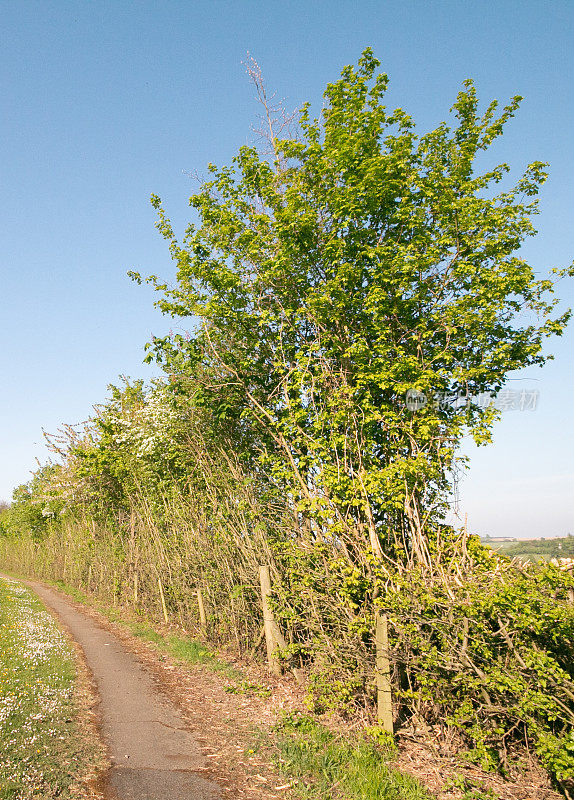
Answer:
27, 580, 222, 800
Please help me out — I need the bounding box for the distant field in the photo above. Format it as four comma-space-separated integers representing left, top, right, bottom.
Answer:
481, 534, 574, 562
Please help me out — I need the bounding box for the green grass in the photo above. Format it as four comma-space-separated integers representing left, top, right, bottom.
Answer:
272, 713, 433, 800
128, 621, 244, 680
0, 577, 95, 799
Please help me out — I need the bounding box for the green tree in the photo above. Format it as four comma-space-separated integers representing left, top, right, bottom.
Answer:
0, 466, 59, 541
138, 49, 571, 570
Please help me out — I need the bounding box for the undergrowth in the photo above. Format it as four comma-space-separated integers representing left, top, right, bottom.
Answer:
272, 712, 431, 800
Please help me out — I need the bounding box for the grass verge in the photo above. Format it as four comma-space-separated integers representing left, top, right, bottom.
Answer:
0, 576, 97, 800
272, 713, 433, 800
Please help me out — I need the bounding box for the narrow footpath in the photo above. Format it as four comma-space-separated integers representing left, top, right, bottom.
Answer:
27, 580, 222, 800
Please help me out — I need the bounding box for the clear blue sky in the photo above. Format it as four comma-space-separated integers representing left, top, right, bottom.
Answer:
1, 0, 572, 538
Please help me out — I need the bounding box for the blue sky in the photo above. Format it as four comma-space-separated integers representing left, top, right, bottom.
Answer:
1, 0, 572, 538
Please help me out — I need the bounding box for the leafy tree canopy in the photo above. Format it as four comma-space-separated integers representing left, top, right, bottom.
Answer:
132, 49, 572, 568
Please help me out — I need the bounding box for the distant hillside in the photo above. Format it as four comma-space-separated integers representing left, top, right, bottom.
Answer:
482, 534, 574, 561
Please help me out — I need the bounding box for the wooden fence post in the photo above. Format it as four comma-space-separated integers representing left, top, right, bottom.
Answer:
259, 564, 284, 676
157, 575, 169, 624
197, 586, 207, 636
375, 611, 394, 734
